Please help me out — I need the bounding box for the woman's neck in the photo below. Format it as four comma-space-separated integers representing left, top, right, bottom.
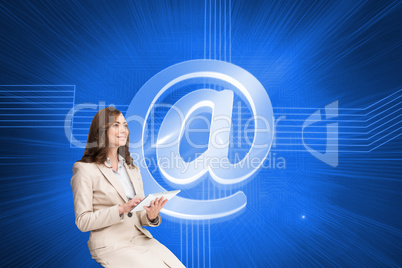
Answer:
106, 148, 119, 162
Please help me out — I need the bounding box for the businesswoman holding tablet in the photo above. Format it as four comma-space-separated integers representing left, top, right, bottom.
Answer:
71, 107, 185, 268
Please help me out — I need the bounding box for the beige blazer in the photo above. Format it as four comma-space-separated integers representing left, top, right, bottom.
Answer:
70, 160, 161, 250
71, 161, 185, 267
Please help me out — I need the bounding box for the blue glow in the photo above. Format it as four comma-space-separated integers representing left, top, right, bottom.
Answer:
1, 0, 401, 267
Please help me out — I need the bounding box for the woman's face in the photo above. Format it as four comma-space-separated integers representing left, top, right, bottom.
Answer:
107, 113, 129, 149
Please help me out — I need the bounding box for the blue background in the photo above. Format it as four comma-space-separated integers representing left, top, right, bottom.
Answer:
1, 0, 401, 267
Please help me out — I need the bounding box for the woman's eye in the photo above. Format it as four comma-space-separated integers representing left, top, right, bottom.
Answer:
124, 125, 128, 128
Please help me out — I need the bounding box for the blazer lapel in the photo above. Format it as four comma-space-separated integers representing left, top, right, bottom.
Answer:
96, 164, 128, 202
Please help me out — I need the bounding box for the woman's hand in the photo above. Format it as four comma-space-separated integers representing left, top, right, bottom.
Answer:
119, 197, 143, 214
144, 197, 168, 221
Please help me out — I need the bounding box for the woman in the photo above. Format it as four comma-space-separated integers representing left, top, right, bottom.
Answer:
71, 107, 185, 268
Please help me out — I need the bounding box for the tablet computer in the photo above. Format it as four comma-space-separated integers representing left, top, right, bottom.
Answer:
130, 190, 181, 212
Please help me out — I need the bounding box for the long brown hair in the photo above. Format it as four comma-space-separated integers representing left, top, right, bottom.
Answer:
78, 106, 136, 169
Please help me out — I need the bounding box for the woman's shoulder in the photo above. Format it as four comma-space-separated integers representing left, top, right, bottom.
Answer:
73, 161, 99, 173
125, 162, 139, 170
73, 160, 97, 167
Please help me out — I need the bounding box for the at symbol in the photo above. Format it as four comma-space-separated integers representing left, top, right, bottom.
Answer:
126, 60, 274, 221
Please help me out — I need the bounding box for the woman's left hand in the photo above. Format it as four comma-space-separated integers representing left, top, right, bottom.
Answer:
144, 197, 168, 222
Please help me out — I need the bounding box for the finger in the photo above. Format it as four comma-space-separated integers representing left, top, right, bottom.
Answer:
161, 199, 168, 207
157, 198, 167, 206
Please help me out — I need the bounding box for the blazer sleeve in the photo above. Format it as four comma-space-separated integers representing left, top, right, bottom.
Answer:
138, 210, 161, 227
71, 162, 123, 232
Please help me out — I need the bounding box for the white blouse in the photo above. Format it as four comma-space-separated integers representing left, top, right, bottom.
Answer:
105, 154, 136, 199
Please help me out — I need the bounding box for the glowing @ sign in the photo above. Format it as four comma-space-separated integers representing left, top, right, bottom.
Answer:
126, 59, 274, 221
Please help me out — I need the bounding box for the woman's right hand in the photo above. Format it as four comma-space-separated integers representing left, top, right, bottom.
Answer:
118, 197, 143, 214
